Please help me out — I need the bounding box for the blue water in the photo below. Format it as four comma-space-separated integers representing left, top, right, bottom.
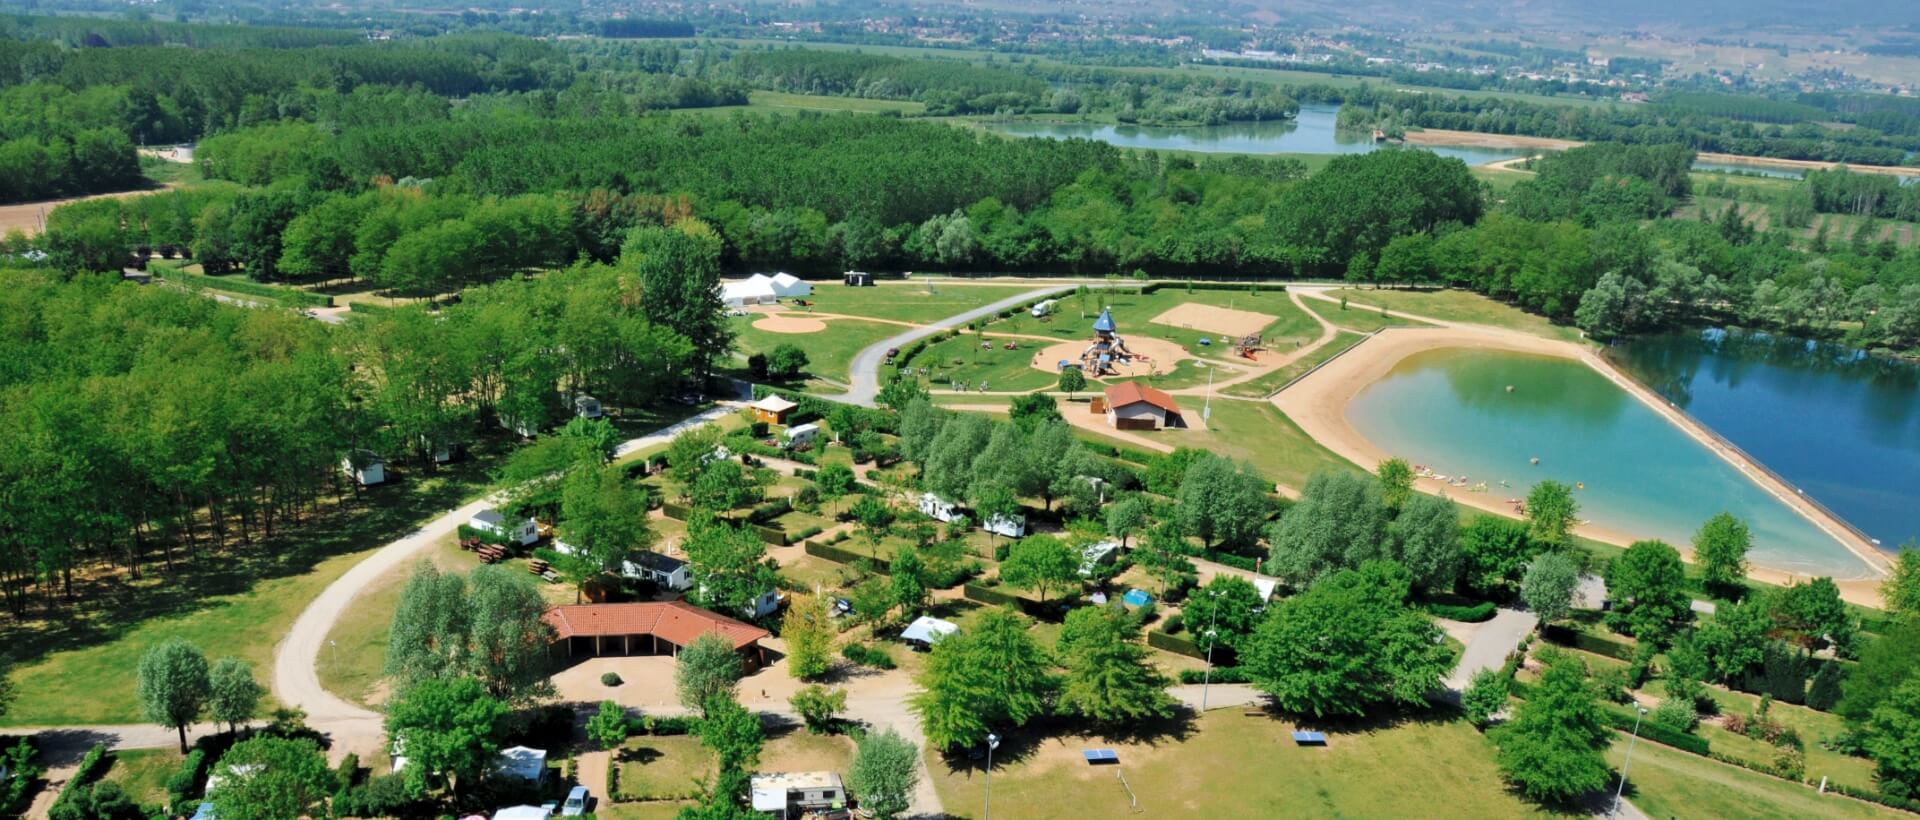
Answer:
1348, 348, 1879, 580
1612, 328, 1920, 554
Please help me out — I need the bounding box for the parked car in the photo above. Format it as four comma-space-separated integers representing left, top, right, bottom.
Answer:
562, 786, 590, 817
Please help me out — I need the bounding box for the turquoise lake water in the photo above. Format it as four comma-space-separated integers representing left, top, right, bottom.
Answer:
1346, 348, 1876, 579
1612, 328, 1920, 553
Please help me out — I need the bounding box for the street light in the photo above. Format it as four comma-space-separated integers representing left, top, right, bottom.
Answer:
1609, 706, 1648, 819
1201, 587, 1224, 710
985, 732, 1002, 820
1203, 361, 1215, 423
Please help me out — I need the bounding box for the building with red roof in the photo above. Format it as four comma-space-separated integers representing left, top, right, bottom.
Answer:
1103, 381, 1185, 430
543, 601, 771, 670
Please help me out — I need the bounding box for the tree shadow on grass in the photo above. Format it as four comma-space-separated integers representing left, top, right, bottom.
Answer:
0, 437, 507, 673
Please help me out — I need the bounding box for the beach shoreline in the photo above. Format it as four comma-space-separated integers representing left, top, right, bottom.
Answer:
1272, 301, 1890, 605
1404, 127, 1920, 178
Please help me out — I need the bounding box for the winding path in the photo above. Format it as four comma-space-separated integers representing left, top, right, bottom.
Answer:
829, 286, 1075, 406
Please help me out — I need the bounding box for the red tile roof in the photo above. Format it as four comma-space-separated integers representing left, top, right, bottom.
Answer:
1104, 381, 1182, 415
543, 601, 769, 650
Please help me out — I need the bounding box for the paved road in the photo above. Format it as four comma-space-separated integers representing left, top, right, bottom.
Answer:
1443, 607, 1538, 694
829, 286, 1073, 407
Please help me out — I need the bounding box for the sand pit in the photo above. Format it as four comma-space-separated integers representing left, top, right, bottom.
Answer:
1151, 303, 1278, 338
752, 315, 829, 334
1031, 336, 1192, 380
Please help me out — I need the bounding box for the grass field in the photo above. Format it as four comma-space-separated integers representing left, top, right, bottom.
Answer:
925, 709, 1564, 819
1221, 330, 1367, 399
101, 748, 185, 807
1610, 737, 1901, 819
730, 314, 902, 385
616, 734, 713, 801
1151, 398, 1358, 489
744, 90, 927, 115
793, 282, 1037, 324
1324, 288, 1587, 342
0, 457, 497, 726
1298, 294, 1430, 333
909, 331, 1060, 393
317, 537, 485, 707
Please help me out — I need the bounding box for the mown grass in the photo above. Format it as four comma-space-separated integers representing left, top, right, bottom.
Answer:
1298, 293, 1431, 333
1325, 288, 1590, 342
1609, 736, 1901, 819
793, 282, 1037, 324
730, 313, 902, 384
925, 709, 1565, 819
745, 90, 927, 115
1177, 398, 1361, 489
1221, 330, 1367, 399
101, 748, 185, 807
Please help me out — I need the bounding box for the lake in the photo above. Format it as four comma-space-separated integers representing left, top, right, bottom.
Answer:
1347, 348, 1879, 579
984, 103, 1536, 166
1611, 328, 1920, 554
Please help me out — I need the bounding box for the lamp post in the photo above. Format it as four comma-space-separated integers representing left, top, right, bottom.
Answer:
1201, 587, 1223, 710
1203, 362, 1215, 423
985, 732, 1001, 820
1609, 706, 1648, 820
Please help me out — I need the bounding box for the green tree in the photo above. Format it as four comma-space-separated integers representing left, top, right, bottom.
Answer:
387, 563, 555, 704
1375, 457, 1414, 510
789, 685, 848, 734
890, 546, 929, 615
784, 595, 837, 681
1104, 495, 1148, 547
1840, 620, 1920, 722
1134, 521, 1196, 595
1771, 578, 1856, 653
691, 460, 756, 516
1525, 480, 1579, 545
678, 632, 745, 716
667, 424, 725, 487
1057, 367, 1087, 398
1242, 561, 1452, 717
1692, 512, 1752, 595
587, 700, 631, 751
1459, 515, 1539, 596
814, 463, 857, 514
999, 535, 1079, 605
207, 658, 263, 734
1055, 606, 1177, 725
137, 639, 210, 753
628, 224, 731, 380
207, 736, 333, 820
910, 609, 1053, 750
848, 728, 919, 820
1492, 656, 1612, 804
1388, 493, 1462, 594
1604, 540, 1690, 644
1181, 575, 1265, 655
1462, 667, 1510, 729
684, 513, 779, 619
850, 576, 897, 625
766, 344, 810, 380
1885, 546, 1920, 622
1008, 392, 1063, 430
1178, 454, 1271, 551
1694, 597, 1774, 683
1267, 470, 1390, 588
1521, 551, 1582, 624
384, 676, 509, 795
558, 464, 657, 601
1868, 679, 1920, 800
699, 692, 765, 774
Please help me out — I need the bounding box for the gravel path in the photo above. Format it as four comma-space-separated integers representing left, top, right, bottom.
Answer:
828, 286, 1073, 407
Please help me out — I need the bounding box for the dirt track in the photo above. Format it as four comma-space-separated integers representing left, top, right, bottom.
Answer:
0, 186, 172, 237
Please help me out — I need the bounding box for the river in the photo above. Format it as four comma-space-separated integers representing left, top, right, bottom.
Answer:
1610, 327, 1920, 553
1346, 347, 1880, 579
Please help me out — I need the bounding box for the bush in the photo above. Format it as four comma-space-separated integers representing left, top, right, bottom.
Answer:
332, 773, 417, 818
165, 269, 334, 307
1600, 706, 1709, 755
1176, 666, 1250, 684
841, 643, 896, 670
806, 539, 891, 573
601, 672, 623, 687
1649, 696, 1698, 734
47, 743, 111, 820
164, 748, 208, 809
643, 715, 697, 736
1147, 629, 1205, 660
333, 751, 361, 791
1163, 614, 1184, 634
1422, 600, 1497, 622
1, 738, 43, 817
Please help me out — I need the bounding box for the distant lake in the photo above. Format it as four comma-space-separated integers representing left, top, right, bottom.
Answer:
984, 103, 1537, 166
1348, 348, 1878, 579
1611, 328, 1920, 553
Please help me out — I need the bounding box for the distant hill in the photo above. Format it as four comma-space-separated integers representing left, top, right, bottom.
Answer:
1233, 0, 1920, 32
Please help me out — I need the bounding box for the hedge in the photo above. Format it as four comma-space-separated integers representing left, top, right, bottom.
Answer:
747, 497, 793, 525
1147, 629, 1206, 660
48, 743, 111, 817
805, 540, 891, 574
455, 523, 510, 547
1198, 549, 1259, 572
661, 502, 692, 521
1541, 623, 1637, 661
752, 524, 789, 545
962, 582, 1023, 608
1599, 705, 1710, 755
1423, 600, 1497, 623
165, 748, 210, 810
346, 300, 392, 314
1830, 784, 1920, 814
167, 269, 334, 308
1176, 666, 1250, 684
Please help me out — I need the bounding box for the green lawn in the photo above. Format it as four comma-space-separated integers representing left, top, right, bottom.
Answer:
907, 332, 1058, 393
925, 710, 1565, 819
796, 282, 1037, 324
1298, 294, 1430, 333
745, 90, 927, 115
101, 748, 184, 807
616, 735, 714, 801
1221, 330, 1367, 399
730, 314, 901, 385
1326, 288, 1587, 343
318, 537, 483, 707
1610, 736, 1901, 819
1177, 399, 1360, 489
0, 457, 496, 726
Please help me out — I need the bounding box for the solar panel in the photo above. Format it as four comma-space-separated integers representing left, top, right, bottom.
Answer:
1082, 749, 1120, 764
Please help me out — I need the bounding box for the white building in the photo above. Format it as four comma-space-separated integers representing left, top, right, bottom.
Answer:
1103, 381, 1185, 431
984, 512, 1026, 539
720, 274, 779, 307
574, 395, 604, 419
342, 449, 386, 486
767, 272, 812, 298
622, 550, 692, 591
471, 508, 539, 546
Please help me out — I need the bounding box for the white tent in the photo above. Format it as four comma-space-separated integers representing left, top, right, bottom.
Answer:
901, 616, 959, 647
492, 807, 552, 820
720, 277, 778, 307
768, 272, 812, 298
494, 746, 548, 783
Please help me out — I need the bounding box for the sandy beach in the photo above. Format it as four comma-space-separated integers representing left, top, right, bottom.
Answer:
1406, 128, 1920, 178
1272, 299, 1891, 605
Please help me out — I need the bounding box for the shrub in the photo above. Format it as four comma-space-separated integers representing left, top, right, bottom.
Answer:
1146, 629, 1205, 660
1176, 666, 1250, 684
332, 773, 416, 818
164, 748, 208, 809
1649, 696, 1698, 734
1422, 600, 1497, 622
333, 751, 361, 791
643, 715, 697, 736
1163, 614, 1184, 634
841, 643, 896, 670
601, 672, 623, 687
